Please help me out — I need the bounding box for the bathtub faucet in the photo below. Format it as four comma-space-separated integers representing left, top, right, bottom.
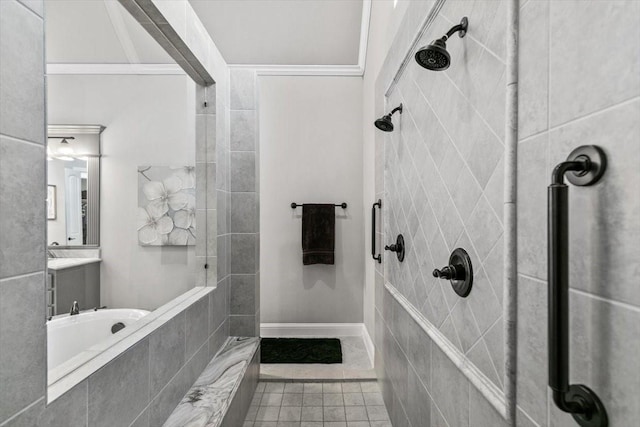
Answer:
70, 301, 80, 316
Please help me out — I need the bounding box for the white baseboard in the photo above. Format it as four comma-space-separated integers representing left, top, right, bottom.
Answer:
361, 325, 375, 365
260, 323, 364, 338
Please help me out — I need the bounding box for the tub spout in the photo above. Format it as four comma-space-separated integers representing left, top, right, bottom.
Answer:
70, 301, 80, 315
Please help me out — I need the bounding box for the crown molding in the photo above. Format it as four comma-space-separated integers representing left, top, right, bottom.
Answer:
48, 125, 106, 135
228, 64, 364, 77
46, 63, 185, 75
358, 0, 372, 72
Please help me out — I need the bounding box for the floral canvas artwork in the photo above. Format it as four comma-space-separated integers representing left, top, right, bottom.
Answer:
137, 165, 196, 246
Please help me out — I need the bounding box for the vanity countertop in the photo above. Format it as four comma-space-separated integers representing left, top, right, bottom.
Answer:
48, 257, 102, 271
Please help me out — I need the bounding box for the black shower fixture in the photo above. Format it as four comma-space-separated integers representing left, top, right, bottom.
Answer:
415, 17, 468, 71
374, 104, 403, 132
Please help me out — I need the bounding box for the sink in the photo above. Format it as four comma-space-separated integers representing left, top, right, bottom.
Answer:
47, 258, 101, 270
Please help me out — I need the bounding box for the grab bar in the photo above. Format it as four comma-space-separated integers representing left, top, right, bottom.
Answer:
548, 145, 607, 427
371, 200, 382, 263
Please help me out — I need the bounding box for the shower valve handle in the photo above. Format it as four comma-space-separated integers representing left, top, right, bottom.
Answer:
384, 243, 399, 252
432, 265, 463, 280
384, 234, 405, 262
433, 248, 474, 298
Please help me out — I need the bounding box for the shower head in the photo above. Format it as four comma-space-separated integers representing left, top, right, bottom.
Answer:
374, 104, 403, 132
415, 38, 450, 71
415, 17, 468, 71
375, 114, 394, 132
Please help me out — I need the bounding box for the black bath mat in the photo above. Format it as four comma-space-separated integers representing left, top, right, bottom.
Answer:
261, 338, 343, 364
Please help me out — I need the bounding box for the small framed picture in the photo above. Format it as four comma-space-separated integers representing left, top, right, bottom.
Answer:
47, 185, 57, 220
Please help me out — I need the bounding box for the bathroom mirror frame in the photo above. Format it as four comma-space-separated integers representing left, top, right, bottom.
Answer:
44, 0, 219, 404
47, 124, 103, 249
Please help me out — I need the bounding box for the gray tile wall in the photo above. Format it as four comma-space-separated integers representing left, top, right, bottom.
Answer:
227, 68, 260, 337
375, 1, 640, 427
3, 292, 227, 427
211, 66, 232, 344
516, 1, 640, 426
373, 0, 511, 426
195, 84, 218, 287
382, 0, 507, 391
0, 0, 47, 423
374, 284, 509, 427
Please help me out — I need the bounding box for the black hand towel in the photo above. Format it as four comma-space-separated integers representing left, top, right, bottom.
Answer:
302, 204, 335, 265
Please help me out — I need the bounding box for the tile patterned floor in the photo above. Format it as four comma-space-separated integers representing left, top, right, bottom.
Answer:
244, 381, 392, 427
260, 337, 376, 381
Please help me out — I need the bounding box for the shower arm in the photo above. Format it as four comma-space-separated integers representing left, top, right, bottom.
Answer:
443, 17, 469, 41
389, 104, 403, 116
443, 25, 463, 40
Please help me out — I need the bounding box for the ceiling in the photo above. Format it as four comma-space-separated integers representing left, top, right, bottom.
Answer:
45, 0, 174, 64
188, 0, 364, 65
45, 0, 365, 67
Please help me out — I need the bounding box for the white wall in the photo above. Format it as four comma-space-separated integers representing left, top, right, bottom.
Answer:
47, 74, 196, 310
259, 76, 364, 323
362, 0, 409, 340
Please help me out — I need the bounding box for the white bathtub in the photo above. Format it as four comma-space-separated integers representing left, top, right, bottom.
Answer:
47, 309, 149, 371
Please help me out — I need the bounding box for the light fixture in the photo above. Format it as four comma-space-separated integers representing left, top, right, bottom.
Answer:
47, 136, 76, 159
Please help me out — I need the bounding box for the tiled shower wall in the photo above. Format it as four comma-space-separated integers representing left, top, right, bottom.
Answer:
0, 0, 47, 423
385, 0, 507, 388
375, 1, 640, 427
215, 70, 232, 340
228, 68, 260, 337
516, 1, 640, 425
374, 0, 510, 426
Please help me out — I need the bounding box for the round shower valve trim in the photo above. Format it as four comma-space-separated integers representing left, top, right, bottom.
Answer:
385, 234, 405, 262
433, 248, 473, 297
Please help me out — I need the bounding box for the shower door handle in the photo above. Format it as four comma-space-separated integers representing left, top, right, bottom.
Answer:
371, 199, 382, 263
548, 145, 607, 427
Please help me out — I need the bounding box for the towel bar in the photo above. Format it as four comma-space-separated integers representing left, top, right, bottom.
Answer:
291, 202, 347, 209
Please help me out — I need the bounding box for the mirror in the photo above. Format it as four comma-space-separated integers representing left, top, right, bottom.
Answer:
47, 125, 103, 247
44, 0, 200, 387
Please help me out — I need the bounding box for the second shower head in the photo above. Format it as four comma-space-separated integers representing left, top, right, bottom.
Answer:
415, 17, 468, 71
374, 104, 403, 132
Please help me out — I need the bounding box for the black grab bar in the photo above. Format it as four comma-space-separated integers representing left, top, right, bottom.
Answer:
548, 145, 607, 427
371, 199, 382, 263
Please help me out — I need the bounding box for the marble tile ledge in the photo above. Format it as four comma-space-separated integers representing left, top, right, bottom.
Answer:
163, 337, 259, 427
